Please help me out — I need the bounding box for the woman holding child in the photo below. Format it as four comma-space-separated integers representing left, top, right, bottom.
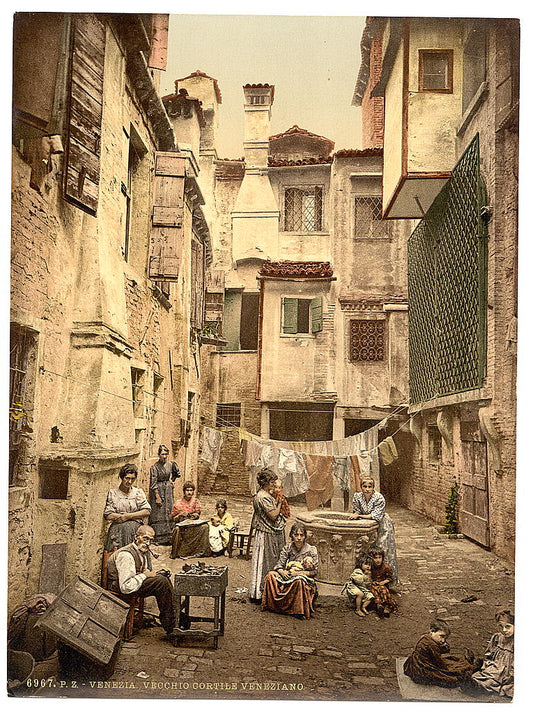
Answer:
262, 523, 319, 619
351, 476, 398, 585
249, 469, 288, 602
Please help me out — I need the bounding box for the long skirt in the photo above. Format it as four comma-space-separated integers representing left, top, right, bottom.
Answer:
262, 572, 318, 619
148, 480, 174, 545
105, 520, 141, 552
249, 529, 286, 600
170, 522, 211, 559
377, 513, 399, 585
369, 582, 398, 612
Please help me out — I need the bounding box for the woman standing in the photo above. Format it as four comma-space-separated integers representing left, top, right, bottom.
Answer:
103, 463, 151, 552
351, 476, 398, 585
249, 469, 287, 603
262, 523, 319, 619
148, 444, 181, 545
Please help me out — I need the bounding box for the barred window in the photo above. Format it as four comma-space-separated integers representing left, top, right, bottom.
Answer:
354, 196, 390, 237
216, 403, 241, 428
9, 324, 37, 485
284, 186, 323, 232
131, 367, 145, 418
349, 320, 385, 362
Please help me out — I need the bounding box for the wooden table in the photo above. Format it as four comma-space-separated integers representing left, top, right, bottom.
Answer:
171, 567, 228, 649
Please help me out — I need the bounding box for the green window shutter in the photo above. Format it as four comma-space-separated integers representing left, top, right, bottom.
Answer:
282, 298, 298, 334
311, 297, 323, 333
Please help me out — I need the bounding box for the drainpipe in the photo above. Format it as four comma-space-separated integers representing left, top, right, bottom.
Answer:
256, 276, 265, 401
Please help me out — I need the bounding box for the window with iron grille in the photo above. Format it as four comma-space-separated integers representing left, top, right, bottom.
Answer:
284, 186, 323, 232
354, 196, 390, 237
131, 367, 145, 418
349, 320, 385, 362
9, 324, 37, 485
216, 403, 242, 428
419, 49, 454, 93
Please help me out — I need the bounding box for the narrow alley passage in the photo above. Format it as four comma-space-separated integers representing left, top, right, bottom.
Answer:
29, 497, 514, 702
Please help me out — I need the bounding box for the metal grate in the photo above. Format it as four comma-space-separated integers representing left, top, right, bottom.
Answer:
349, 320, 385, 361
216, 403, 241, 428
9, 325, 36, 485
284, 186, 323, 231
408, 134, 488, 404
354, 196, 390, 237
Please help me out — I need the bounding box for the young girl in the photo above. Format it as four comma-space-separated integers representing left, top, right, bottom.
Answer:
342, 556, 374, 616
471, 609, 514, 698
369, 546, 398, 617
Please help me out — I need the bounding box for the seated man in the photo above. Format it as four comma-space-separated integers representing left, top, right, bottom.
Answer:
106, 525, 175, 637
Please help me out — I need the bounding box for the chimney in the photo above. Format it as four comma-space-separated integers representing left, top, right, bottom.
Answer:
232, 84, 280, 261
175, 71, 222, 156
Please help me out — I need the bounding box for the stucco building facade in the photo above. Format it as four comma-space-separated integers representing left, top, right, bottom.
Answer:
10, 13, 211, 607
173, 76, 412, 501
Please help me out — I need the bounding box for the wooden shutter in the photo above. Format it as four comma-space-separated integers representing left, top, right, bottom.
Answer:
282, 297, 298, 334
64, 14, 105, 215
190, 238, 205, 329
311, 296, 323, 333
149, 152, 186, 281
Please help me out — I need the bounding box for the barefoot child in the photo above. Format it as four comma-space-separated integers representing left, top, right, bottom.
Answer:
471, 609, 514, 698
369, 546, 398, 617
342, 556, 374, 616
404, 619, 475, 688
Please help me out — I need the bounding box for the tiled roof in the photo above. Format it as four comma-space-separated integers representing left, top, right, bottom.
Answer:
269, 125, 334, 152
334, 147, 383, 157
259, 261, 334, 279
175, 70, 222, 103
162, 88, 206, 127
268, 156, 333, 167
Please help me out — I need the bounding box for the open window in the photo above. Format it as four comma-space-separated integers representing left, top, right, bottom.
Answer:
222, 290, 260, 351
282, 297, 323, 335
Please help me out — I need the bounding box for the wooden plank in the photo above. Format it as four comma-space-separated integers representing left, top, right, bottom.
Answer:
152, 206, 184, 227
155, 153, 186, 176
39, 543, 67, 594
65, 136, 100, 181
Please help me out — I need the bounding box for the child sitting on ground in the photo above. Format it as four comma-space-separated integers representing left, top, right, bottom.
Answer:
341, 555, 374, 617
471, 609, 514, 698
208, 515, 230, 556
403, 619, 475, 689
369, 546, 398, 617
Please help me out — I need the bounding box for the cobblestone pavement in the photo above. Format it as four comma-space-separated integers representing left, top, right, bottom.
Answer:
27, 496, 514, 702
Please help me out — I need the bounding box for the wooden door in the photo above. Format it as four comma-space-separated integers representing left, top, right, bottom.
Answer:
459, 422, 490, 547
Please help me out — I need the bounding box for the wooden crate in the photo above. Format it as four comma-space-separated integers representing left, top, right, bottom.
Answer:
37, 575, 130, 665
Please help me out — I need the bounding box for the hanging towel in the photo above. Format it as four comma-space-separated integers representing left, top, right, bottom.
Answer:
305, 455, 335, 511
378, 436, 398, 466
199, 426, 224, 473
349, 454, 362, 492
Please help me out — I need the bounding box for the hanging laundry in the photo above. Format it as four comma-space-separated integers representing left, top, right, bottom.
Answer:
277, 448, 309, 499
378, 436, 398, 466
348, 454, 362, 492
333, 457, 349, 492
199, 426, 224, 473
305, 455, 335, 511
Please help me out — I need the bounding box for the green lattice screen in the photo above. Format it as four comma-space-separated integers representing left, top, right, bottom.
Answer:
408, 134, 488, 405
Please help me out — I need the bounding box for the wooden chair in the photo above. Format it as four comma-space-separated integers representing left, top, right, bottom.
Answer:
228, 521, 254, 559
101, 549, 144, 640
